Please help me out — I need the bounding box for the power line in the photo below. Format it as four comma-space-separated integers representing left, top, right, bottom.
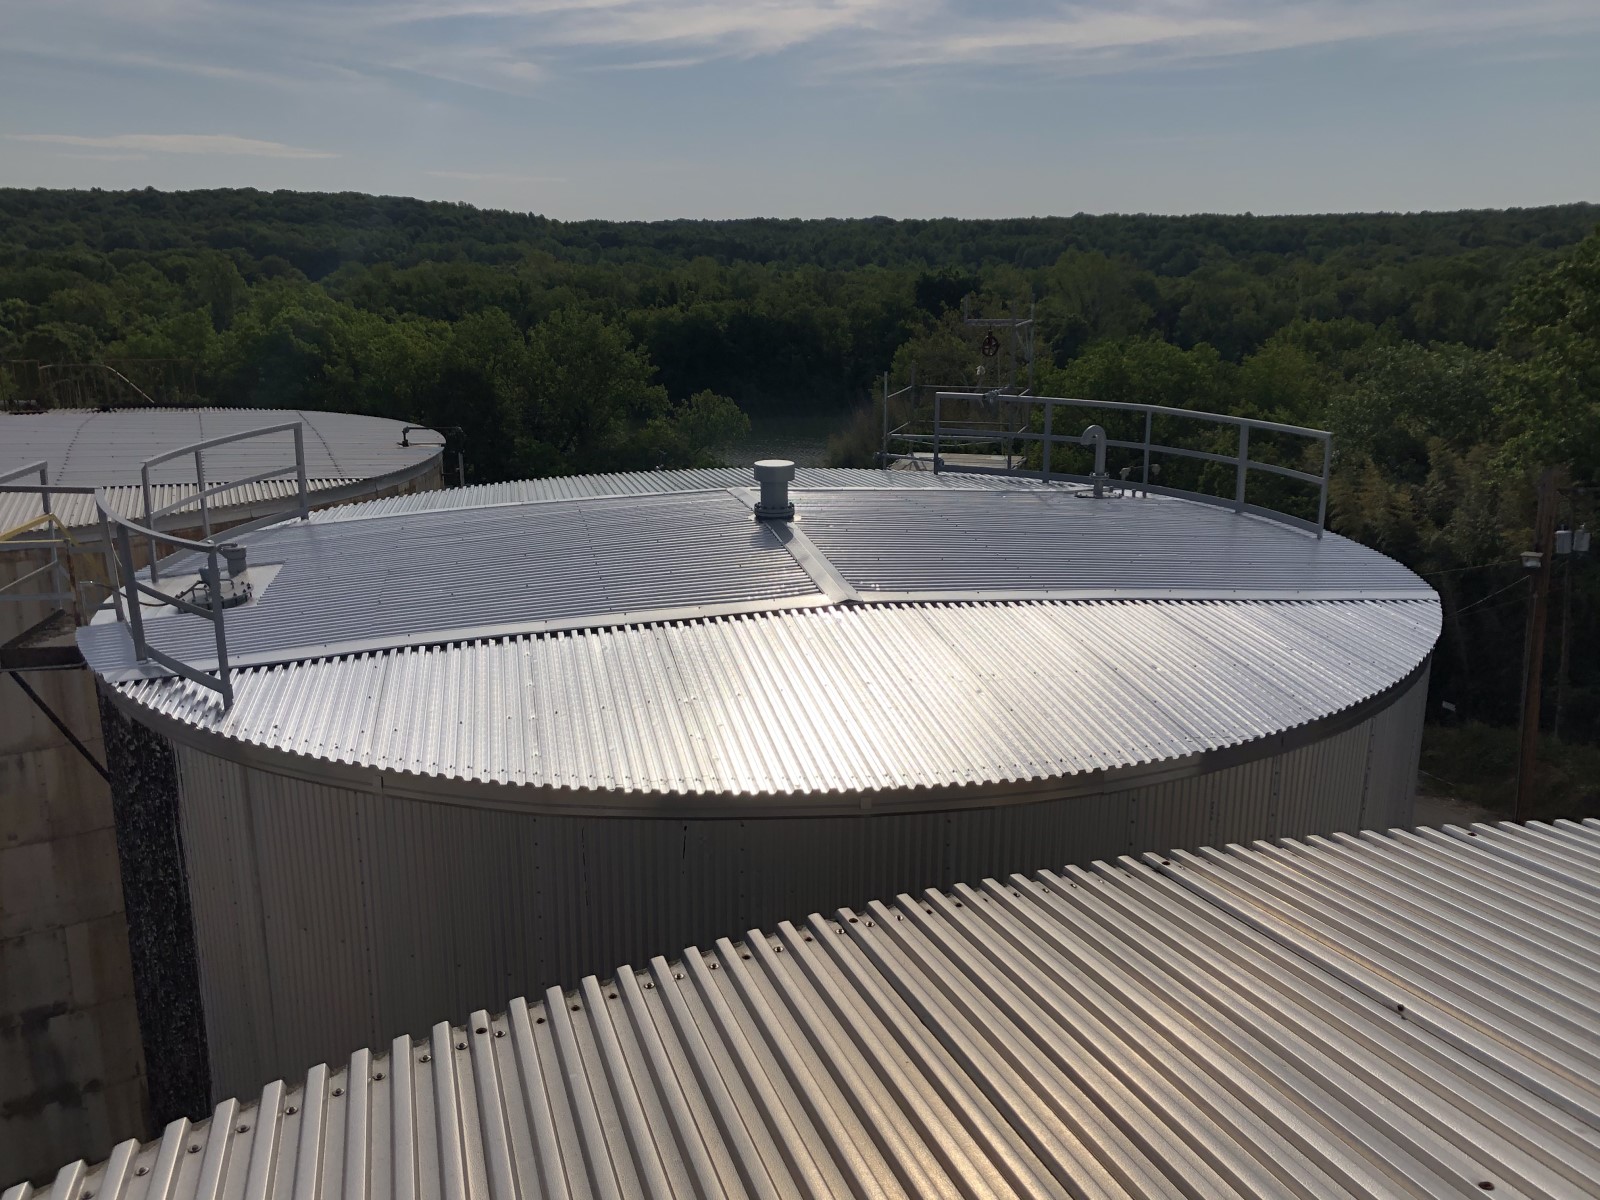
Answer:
1453, 574, 1532, 616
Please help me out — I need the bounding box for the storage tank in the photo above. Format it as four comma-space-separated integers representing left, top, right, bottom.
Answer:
75, 459, 1440, 1114
0, 409, 442, 1184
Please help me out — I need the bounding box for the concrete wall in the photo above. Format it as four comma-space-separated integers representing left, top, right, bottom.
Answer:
0, 665, 145, 1188
155, 665, 1429, 1104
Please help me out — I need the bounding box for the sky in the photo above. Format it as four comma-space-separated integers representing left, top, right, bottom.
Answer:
2, 0, 1598, 221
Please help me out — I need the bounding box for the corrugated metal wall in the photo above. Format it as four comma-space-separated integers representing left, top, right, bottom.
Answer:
173, 668, 1427, 1101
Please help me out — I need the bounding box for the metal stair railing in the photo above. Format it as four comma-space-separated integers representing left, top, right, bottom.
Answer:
0, 461, 125, 626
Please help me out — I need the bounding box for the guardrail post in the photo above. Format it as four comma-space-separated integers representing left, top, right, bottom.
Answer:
1317, 435, 1331, 538
1042, 401, 1053, 482
99, 510, 125, 623
293, 423, 310, 519
141, 466, 159, 583
117, 522, 147, 660
195, 447, 212, 540
1234, 424, 1250, 513
206, 546, 233, 707
1142, 411, 1153, 485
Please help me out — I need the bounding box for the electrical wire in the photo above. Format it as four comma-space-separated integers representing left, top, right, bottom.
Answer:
1453, 575, 1533, 616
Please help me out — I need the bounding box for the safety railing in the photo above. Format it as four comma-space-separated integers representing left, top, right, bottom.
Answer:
143, 421, 310, 582
0, 462, 125, 627
890, 390, 1332, 537
98, 497, 237, 706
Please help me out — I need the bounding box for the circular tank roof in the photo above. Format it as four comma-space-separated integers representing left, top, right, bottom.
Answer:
84, 468, 1441, 814
0, 408, 442, 530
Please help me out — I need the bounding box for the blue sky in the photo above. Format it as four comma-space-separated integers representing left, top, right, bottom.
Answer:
2, 1, 1598, 219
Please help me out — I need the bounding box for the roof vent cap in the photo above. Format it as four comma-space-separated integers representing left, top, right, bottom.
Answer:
753, 459, 796, 521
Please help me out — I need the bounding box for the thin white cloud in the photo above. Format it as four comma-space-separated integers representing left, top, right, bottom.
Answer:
7, 0, 1600, 95
427, 169, 568, 183
8, 133, 337, 158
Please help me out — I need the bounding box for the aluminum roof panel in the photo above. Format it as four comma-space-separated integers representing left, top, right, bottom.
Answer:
79, 490, 824, 674
800, 488, 1426, 597
1, 409, 442, 532
0, 408, 439, 485
111, 598, 1440, 799
16, 820, 1600, 1200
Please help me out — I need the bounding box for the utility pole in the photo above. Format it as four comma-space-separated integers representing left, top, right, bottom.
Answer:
1514, 468, 1559, 822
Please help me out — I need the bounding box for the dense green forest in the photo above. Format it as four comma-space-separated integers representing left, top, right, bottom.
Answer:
3, 187, 1599, 792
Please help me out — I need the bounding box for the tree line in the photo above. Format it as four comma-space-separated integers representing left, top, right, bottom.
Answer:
1, 188, 1598, 762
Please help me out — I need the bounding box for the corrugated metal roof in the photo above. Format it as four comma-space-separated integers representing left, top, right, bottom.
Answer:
111, 598, 1439, 800
304, 467, 1072, 522
800, 489, 1426, 598
78, 482, 1431, 680
79, 491, 827, 675
2, 480, 353, 532
0, 409, 441, 531
15, 818, 1600, 1199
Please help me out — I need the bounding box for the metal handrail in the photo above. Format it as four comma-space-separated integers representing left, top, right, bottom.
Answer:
918, 391, 1333, 536
0, 463, 125, 623
142, 420, 310, 581
97, 496, 235, 706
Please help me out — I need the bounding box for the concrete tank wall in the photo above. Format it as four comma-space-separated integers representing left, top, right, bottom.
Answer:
119, 665, 1430, 1106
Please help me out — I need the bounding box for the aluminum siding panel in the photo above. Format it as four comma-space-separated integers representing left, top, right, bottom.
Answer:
166, 682, 1426, 1103
21, 821, 1600, 1200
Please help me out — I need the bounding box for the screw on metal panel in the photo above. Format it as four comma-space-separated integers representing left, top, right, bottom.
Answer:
1397, 1005, 1406, 1015
135, 1169, 148, 1177
803, 935, 813, 942
709, 962, 718, 970
608, 992, 617, 999
236, 1124, 250, 1133
742, 953, 752, 959
494, 1029, 505, 1038
571, 1004, 581, 1011
456, 1042, 467, 1050
673, 972, 683, 980
332, 1088, 344, 1097
418, 1054, 430, 1063
643, 982, 654, 990
476, 1026, 487, 1034
536, 1016, 546, 1024
285, 1106, 298, 1115
188, 1145, 200, 1154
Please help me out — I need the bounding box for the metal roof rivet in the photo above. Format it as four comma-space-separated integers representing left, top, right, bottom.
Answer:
494, 1029, 506, 1037
804, 935, 813, 942
536, 1016, 546, 1024
332, 1088, 344, 1097
954, 902, 963, 908
236, 1124, 250, 1133
608, 992, 617, 999
373, 1073, 385, 1081
285, 1106, 298, 1115
643, 982, 654, 990
742, 953, 752, 959
455, 1041, 467, 1050
674, 972, 683, 980
571, 1004, 581, 1011
418, 1055, 430, 1063
188, 1145, 201, 1154
709, 962, 718, 970
1397, 1005, 1406, 1015
135, 1169, 148, 1177
475, 1026, 487, 1034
